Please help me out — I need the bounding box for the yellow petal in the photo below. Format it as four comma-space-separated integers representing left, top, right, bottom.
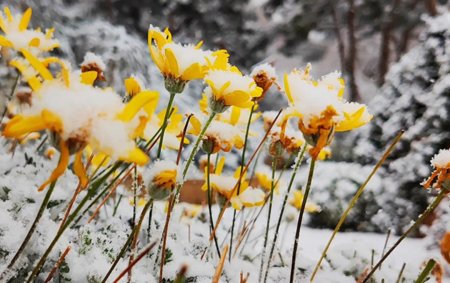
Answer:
38, 140, 70, 191
284, 73, 294, 104
21, 49, 53, 80
143, 93, 159, 117
3, 7, 13, 22
124, 77, 142, 96
148, 45, 166, 73
29, 37, 40, 47
215, 156, 225, 175
224, 91, 253, 108
42, 57, 70, 86
27, 77, 42, 92
231, 197, 243, 210
164, 48, 179, 78
181, 63, 204, 81
195, 40, 203, 49
45, 28, 55, 39
120, 147, 149, 165
199, 93, 208, 113
188, 115, 202, 135
80, 71, 98, 85
9, 59, 26, 73
230, 107, 240, 125
73, 151, 88, 189
117, 90, 159, 122
19, 8, 32, 31
0, 15, 7, 33
132, 116, 149, 139
3, 115, 48, 138
41, 109, 63, 133
0, 35, 13, 47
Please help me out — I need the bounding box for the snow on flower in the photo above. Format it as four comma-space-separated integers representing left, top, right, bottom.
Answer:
422, 148, 450, 191
2, 50, 156, 191
189, 114, 244, 154
250, 62, 278, 99
80, 52, 106, 82
204, 69, 263, 112
145, 159, 178, 200
202, 158, 265, 210
289, 190, 321, 213
0, 7, 59, 53
284, 64, 372, 158
148, 25, 229, 93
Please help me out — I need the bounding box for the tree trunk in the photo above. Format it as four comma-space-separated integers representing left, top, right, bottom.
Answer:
331, 2, 346, 74
425, 0, 438, 16
377, 0, 401, 86
346, 0, 360, 101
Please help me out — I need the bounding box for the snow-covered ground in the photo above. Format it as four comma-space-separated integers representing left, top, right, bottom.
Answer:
0, 139, 444, 282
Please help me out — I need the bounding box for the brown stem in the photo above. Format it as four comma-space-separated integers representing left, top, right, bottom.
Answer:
112, 241, 157, 283
212, 245, 229, 283
44, 246, 71, 283
159, 195, 175, 283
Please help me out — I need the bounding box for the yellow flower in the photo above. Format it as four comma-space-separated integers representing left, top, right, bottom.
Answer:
0, 7, 59, 53
268, 122, 305, 156
189, 114, 244, 154
145, 160, 178, 200
80, 52, 106, 82
205, 69, 263, 112
143, 106, 188, 150
250, 63, 277, 101
317, 147, 331, 161
182, 204, 203, 220
202, 157, 265, 210
2, 51, 156, 191
284, 65, 372, 158
289, 191, 320, 213
255, 171, 279, 194
125, 76, 144, 97
422, 149, 450, 191
148, 25, 229, 93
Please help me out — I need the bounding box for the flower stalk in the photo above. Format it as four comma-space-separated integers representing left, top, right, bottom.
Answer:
230, 103, 256, 261
310, 130, 404, 281
264, 144, 307, 283
259, 157, 277, 281
289, 157, 317, 283
1, 181, 56, 275
361, 189, 446, 283
207, 152, 222, 258
157, 91, 176, 158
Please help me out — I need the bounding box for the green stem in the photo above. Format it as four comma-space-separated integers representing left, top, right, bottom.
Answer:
207, 153, 221, 258
25, 126, 162, 281
264, 145, 307, 283
112, 195, 123, 217
362, 190, 446, 283
230, 103, 255, 262
157, 92, 176, 158
259, 157, 277, 281
289, 158, 316, 283
26, 163, 120, 282
310, 130, 404, 282
182, 112, 216, 178
101, 199, 153, 283
2, 182, 56, 273
415, 259, 436, 283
